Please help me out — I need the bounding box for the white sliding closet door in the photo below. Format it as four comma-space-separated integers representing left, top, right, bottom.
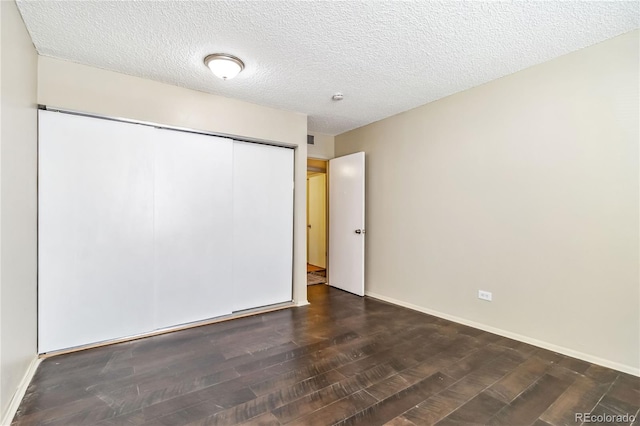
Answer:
39, 111, 295, 353
38, 111, 155, 353
154, 131, 233, 329
232, 142, 294, 311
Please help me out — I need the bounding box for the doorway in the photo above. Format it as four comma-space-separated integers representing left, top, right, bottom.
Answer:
306, 153, 366, 296
307, 158, 328, 286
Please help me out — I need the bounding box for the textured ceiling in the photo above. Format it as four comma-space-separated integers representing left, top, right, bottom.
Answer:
16, 1, 640, 135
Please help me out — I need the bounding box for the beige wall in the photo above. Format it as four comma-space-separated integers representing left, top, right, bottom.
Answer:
38, 57, 309, 309
307, 132, 335, 159
39, 57, 306, 147
0, 0, 39, 419
336, 30, 639, 375
307, 173, 327, 268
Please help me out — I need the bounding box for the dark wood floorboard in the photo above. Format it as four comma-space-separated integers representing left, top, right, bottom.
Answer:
12, 285, 639, 426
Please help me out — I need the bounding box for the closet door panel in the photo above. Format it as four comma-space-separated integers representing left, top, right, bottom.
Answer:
233, 142, 294, 312
38, 111, 155, 353
154, 131, 233, 329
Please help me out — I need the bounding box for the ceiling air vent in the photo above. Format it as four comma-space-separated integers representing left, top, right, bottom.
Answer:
307, 135, 315, 145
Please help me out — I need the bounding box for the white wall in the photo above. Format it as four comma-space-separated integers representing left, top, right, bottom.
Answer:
336, 30, 639, 375
0, 0, 38, 418
307, 132, 335, 159
38, 56, 309, 308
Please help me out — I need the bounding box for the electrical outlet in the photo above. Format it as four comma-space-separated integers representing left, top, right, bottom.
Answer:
478, 290, 492, 301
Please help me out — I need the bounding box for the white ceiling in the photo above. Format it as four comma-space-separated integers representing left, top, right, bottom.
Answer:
16, 1, 640, 135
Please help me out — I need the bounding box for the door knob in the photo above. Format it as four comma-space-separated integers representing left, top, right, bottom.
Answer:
355, 229, 365, 234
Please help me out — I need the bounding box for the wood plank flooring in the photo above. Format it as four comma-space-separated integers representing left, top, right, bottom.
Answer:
307, 264, 325, 273
12, 285, 639, 425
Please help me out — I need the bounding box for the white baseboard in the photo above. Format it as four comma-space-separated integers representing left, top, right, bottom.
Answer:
296, 300, 310, 307
366, 291, 639, 377
1, 356, 41, 426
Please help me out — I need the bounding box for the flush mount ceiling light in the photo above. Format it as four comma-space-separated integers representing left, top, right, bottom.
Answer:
204, 53, 245, 80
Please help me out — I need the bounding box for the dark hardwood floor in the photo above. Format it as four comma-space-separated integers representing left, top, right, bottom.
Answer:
13, 285, 639, 425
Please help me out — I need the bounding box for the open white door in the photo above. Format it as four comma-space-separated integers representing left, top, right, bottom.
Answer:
329, 152, 365, 296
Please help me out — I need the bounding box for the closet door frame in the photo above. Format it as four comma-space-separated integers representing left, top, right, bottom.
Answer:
37, 106, 297, 355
